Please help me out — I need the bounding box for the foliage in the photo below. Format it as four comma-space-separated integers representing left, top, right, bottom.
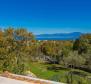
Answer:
0, 27, 91, 84
0, 27, 34, 74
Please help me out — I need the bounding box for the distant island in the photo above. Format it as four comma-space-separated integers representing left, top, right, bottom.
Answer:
36, 32, 82, 40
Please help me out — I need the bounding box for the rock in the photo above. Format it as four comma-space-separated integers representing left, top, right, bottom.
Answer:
25, 71, 37, 78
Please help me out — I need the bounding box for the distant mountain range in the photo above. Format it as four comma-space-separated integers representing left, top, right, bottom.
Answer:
36, 32, 83, 40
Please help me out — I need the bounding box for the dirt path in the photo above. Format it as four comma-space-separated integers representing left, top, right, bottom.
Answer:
0, 76, 33, 84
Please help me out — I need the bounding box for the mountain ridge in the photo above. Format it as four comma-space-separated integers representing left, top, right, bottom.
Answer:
36, 32, 83, 40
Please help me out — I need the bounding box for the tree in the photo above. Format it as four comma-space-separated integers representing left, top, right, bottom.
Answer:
0, 27, 35, 74
64, 51, 86, 68
73, 37, 88, 54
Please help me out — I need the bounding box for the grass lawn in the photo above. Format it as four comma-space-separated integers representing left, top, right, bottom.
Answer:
28, 62, 91, 84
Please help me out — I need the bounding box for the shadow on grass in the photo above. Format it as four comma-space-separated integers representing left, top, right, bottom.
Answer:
47, 64, 69, 72
71, 71, 88, 77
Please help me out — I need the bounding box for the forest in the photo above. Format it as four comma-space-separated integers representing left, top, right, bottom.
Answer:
0, 28, 91, 84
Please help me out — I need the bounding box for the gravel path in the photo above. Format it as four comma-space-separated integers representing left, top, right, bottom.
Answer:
0, 76, 32, 84
0, 74, 65, 84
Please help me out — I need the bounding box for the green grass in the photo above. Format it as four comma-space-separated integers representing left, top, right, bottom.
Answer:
28, 62, 68, 82
28, 62, 91, 84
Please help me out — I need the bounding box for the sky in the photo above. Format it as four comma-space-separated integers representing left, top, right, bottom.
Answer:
0, 0, 91, 34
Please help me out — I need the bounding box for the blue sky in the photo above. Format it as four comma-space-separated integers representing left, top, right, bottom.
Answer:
0, 0, 91, 34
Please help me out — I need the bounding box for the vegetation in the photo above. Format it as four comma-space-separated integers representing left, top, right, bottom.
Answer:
0, 27, 91, 84
29, 62, 91, 84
